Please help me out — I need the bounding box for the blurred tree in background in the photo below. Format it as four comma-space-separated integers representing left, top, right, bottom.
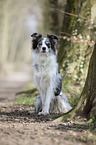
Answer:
42, 0, 66, 35
42, 0, 59, 35
0, 0, 42, 75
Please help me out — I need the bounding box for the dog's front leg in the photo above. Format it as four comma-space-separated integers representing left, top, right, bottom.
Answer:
38, 86, 52, 115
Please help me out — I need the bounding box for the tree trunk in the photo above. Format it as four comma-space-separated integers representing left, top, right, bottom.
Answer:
54, 45, 96, 122
43, 0, 59, 35
82, 0, 96, 119
48, 0, 59, 35
70, 45, 96, 119
57, 0, 79, 66
82, 45, 96, 119
54, 0, 96, 122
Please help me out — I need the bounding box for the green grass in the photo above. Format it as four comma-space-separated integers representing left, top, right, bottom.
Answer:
15, 81, 37, 107
15, 95, 37, 107
61, 74, 82, 107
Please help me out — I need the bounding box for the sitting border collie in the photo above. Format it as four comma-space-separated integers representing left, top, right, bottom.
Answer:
31, 33, 72, 115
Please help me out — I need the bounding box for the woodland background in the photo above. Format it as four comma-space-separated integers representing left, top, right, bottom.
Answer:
0, 0, 96, 124
0, 0, 96, 144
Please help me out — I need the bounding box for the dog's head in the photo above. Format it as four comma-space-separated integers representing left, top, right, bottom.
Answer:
31, 33, 58, 54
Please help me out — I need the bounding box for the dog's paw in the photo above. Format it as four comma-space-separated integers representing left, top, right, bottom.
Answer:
38, 111, 49, 115
28, 110, 35, 114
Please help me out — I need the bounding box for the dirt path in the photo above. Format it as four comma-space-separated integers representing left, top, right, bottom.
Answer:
0, 70, 96, 145
0, 70, 32, 105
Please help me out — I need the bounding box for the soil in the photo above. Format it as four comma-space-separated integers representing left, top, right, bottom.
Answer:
0, 70, 96, 145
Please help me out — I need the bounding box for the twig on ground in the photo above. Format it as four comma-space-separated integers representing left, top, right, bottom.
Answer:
16, 88, 38, 96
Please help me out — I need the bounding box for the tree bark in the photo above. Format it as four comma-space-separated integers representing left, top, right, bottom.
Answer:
53, 0, 96, 122
57, 0, 79, 66
82, 45, 96, 118
43, 0, 59, 35
54, 44, 96, 122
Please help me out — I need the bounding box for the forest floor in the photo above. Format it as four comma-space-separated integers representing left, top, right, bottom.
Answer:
0, 68, 96, 145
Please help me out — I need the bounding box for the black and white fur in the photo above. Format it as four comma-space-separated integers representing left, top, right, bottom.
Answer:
31, 33, 72, 115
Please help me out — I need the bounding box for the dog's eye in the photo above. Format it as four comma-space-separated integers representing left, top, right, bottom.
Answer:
46, 42, 51, 48
39, 42, 42, 46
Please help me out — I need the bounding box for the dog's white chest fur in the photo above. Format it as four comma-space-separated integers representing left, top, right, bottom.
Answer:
32, 52, 58, 96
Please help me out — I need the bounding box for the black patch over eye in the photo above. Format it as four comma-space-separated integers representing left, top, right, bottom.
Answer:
31, 33, 42, 49
46, 42, 51, 48
39, 42, 42, 46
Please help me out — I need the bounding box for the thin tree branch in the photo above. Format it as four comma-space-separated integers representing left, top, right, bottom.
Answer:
56, 8, 87, 20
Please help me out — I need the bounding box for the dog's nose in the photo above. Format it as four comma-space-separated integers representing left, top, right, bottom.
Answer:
42, 47, 46, 51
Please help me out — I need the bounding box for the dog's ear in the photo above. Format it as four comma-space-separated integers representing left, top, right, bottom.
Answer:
47, 34, 58, 51
47, 34, 58, 40
31, 33, 42, 49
